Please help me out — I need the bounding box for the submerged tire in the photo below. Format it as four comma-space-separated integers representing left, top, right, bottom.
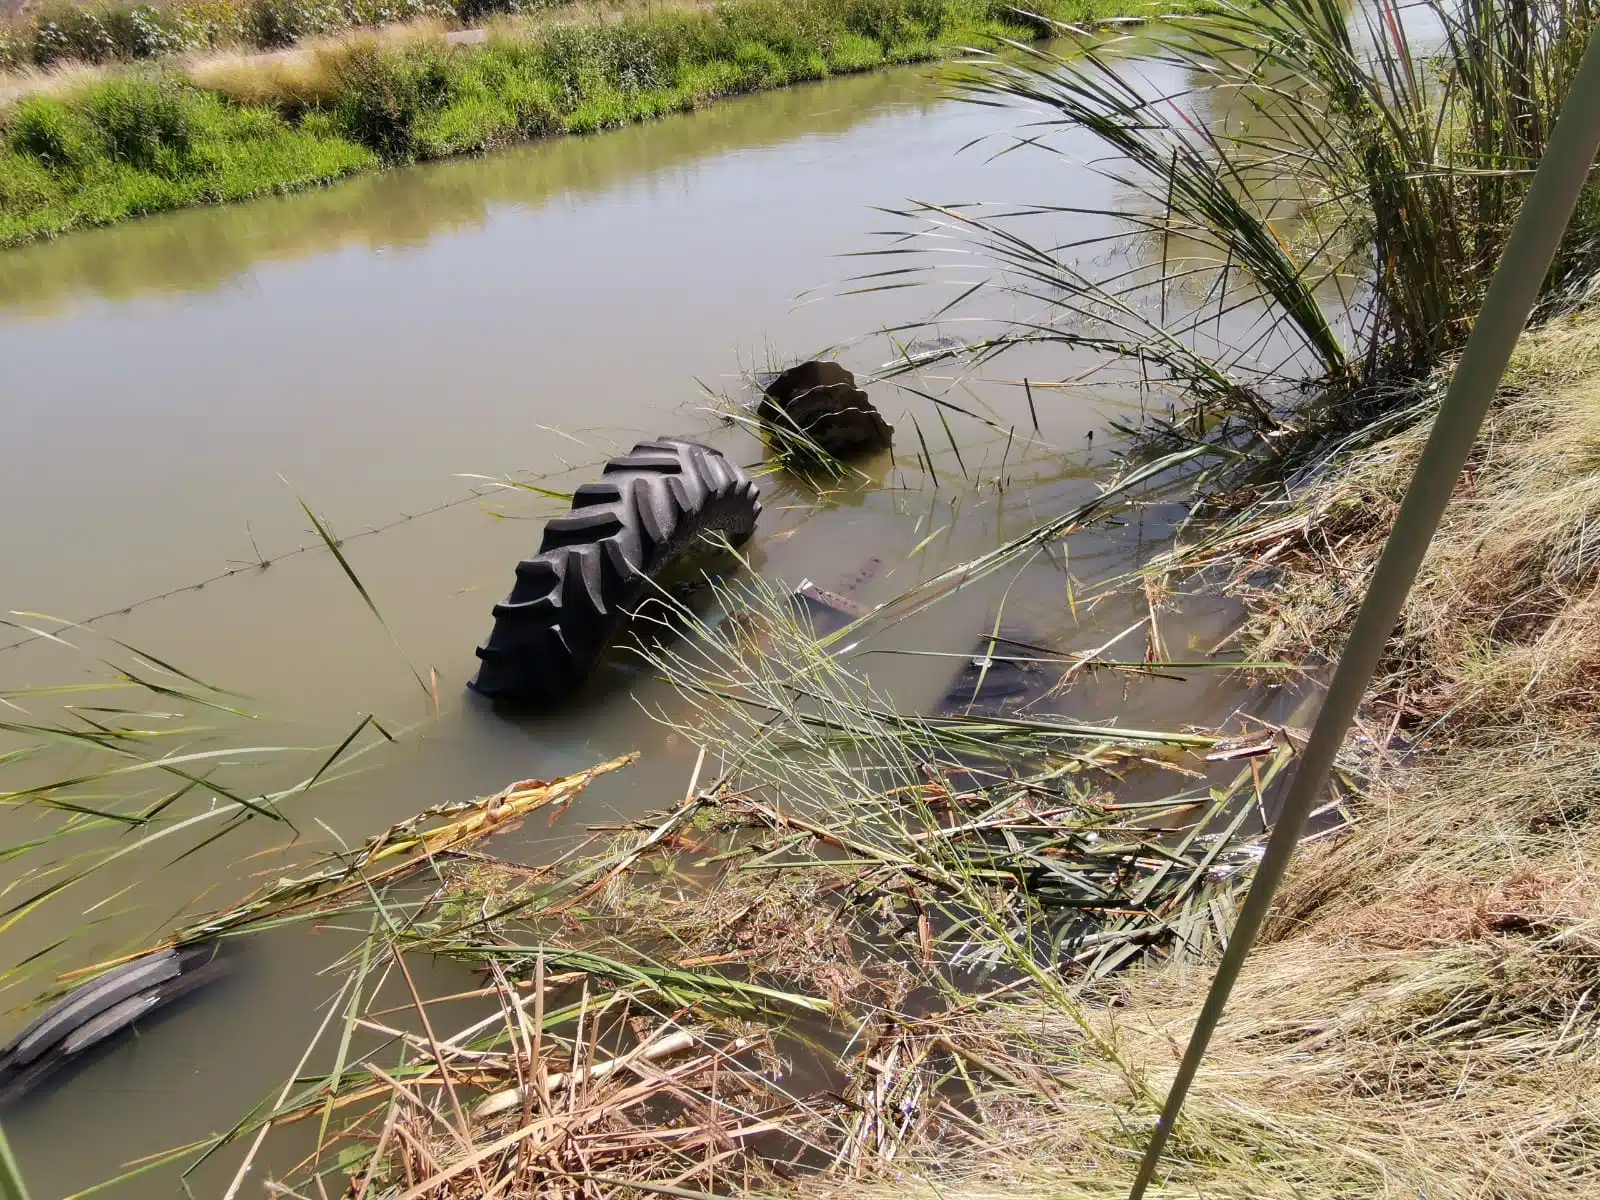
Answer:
470, 438, 761, 706
0, 942, 226, 1102
758, 361, 893, 461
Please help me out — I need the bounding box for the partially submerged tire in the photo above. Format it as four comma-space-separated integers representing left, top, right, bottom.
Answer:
0, 942, 226, 1102
758, 361, 893, 461
471, 438, 761, 706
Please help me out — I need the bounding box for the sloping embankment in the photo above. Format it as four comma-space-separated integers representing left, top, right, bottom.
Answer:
819, 310, 1600, 1199
292, 314, 1600, 1195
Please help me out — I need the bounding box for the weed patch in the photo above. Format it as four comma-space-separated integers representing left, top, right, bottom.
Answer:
0, 72, 372, 243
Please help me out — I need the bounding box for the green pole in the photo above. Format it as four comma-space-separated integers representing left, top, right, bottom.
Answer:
1128, 23, 1600, 1200
0, 1124, 30, 1200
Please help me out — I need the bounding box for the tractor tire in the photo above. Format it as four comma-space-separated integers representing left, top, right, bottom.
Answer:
0, 942, 227, 1101
470, 438, 761, 706
758, 361, 893, 461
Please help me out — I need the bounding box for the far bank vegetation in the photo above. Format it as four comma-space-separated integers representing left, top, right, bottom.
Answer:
0, 0, 1173, 246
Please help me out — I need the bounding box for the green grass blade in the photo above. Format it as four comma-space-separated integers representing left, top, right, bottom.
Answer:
0, 1123, 31, 1200
291, 489, 429, 699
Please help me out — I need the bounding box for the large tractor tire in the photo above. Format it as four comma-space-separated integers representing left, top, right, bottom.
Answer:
471, 438, 761, 706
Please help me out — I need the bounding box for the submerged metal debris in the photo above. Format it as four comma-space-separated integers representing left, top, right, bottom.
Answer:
0, 757, 632, 1105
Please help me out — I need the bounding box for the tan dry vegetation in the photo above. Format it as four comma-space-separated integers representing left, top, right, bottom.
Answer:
183, 17, 451, 107
0, 17, 451, 110
772, 760, 1600, 1190
0, 55, 110, 108
2, 0, 703, 112
183, 0, 711, 108
791, 912, 1600, 1196
1227, 312, 1600, 732
747, 316, 1600, 1199
446, 847, 918, 1013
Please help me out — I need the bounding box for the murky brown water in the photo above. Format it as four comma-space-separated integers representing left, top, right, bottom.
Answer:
0, 47, 1307, 1197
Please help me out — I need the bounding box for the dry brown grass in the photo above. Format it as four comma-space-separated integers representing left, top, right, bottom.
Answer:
773, 773, 1600, 1197
758, 314, 1600, 1199
454, 842, 919, 1013
0, 17, 455, 110
1187, 311, 1600, 734
841, 925, 1593, 1198
184, 17, 450, 107
263, 963, 808, 1200
180, 2, 701, 110
0, 56, 111, 109
3, 0, 698, 112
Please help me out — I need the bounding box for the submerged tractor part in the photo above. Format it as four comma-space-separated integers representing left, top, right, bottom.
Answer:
758, 361, 893, 461
472, 438, 761, 706
933, 633, 1052, 718
0, 941, 227, 1103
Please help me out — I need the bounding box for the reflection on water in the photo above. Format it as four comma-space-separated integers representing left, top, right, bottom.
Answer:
0, 71, 934, 315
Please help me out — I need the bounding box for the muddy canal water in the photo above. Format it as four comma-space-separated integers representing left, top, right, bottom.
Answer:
0, 49, 1270, 1196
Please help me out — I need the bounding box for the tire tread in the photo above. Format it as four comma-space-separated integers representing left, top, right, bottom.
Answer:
471, 439, 760, 704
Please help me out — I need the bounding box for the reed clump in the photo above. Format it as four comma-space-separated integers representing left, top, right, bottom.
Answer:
880, 0, 1600, 440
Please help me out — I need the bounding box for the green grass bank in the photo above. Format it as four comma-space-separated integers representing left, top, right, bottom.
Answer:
0, 0, 1179, 248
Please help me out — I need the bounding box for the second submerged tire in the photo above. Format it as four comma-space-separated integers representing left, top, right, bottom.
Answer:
758, 361, 893, 461
470, 438, 760, 706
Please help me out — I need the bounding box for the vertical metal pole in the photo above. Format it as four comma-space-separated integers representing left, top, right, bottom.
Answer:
1129, 24, 1600, 1200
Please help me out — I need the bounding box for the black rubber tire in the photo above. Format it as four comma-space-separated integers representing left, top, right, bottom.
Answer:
758, 361, 893, 461
470, 438, 761, 706
0, 942, 225, 1102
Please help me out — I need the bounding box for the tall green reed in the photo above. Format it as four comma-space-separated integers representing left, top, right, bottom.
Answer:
881, 0, 1600, 426
0, 487, 423, 1004
0, 1124, 27, 1200
0, 630, 395, 996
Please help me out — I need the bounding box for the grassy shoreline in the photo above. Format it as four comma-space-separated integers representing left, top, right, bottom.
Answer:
0, 0, 1182, 248
1051, 306, 1600, 1199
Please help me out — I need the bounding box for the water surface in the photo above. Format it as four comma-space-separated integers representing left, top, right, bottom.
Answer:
0, 50, 1281, 1196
